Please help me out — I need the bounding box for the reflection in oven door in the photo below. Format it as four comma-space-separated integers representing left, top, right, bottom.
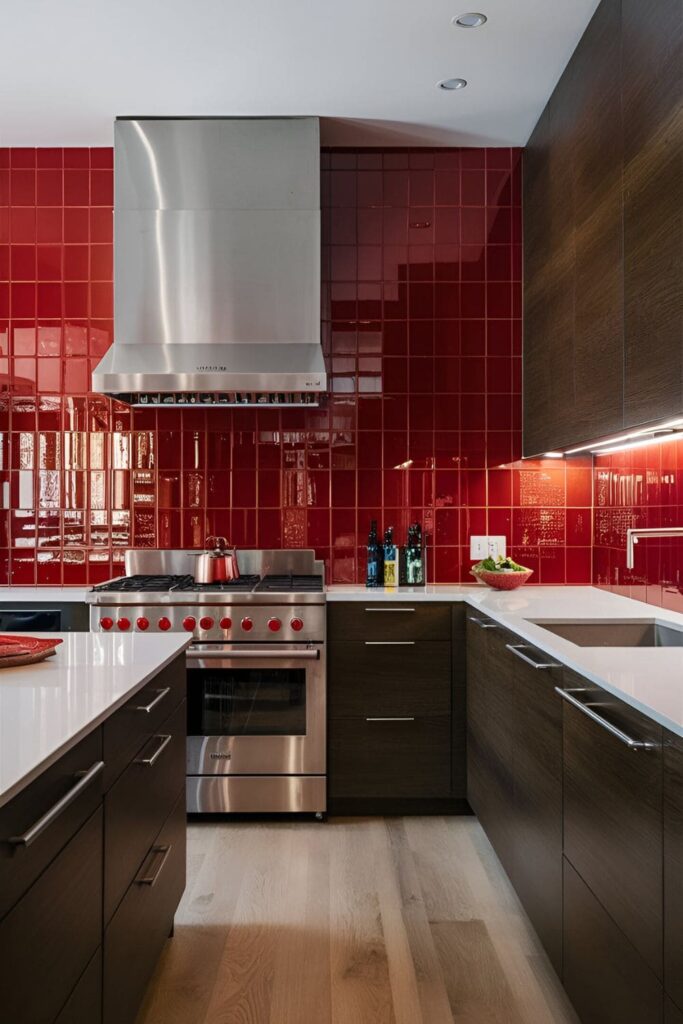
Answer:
190, 668, 307, 736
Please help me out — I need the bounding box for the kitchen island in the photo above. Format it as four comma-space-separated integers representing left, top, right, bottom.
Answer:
0, 631, 190, 1024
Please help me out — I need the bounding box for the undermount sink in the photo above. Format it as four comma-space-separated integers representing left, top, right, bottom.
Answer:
531, 620, 683, 648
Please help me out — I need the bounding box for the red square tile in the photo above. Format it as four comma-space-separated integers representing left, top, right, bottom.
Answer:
36, 208, 62, 243
37, 169, 62, 206
64, 169, 89, 206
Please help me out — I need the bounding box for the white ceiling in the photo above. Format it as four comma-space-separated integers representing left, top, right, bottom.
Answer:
2, 0, 600, 148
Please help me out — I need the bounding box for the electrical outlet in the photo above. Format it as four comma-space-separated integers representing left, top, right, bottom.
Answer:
470, 536, 507, 560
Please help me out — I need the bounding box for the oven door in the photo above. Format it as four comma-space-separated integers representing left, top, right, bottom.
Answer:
185, 643, 325, 776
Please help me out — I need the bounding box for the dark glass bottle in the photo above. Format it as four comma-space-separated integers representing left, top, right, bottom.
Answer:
407, 522, 425, 585
383, 526, 398, 587
365, 520, 383, 588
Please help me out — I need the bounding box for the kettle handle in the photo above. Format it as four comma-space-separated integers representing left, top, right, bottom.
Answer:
205, 535, 228, 551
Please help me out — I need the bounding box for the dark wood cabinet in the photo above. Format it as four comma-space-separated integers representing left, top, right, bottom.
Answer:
523, 0, 683, 454
561, 671, 663, 977
0, 728, 103, 920
0, 651, 187, 1024
666, 996, 683, 1024
327, 603, 464, 811
54, 950, 102, 1024
622, 0, 683, 427
509, 643, 563, 974
465, 613, 517, 878
467, 616, 563, 971
664, 730, 683, 1011
563, 857, 663, 1024
0, 808, 103, 1024
103, 791, 186, 1024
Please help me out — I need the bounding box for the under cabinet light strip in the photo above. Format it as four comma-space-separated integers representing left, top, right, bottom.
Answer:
565, 417, 683, 456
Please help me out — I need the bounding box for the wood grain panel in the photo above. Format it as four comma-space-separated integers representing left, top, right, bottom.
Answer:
562, 672, 663, 977
664, 729, 683, 1010
563, 857, 663, 1024
328, 641, 451, 718
327, 602, 452, 642
622, 0, 683, 425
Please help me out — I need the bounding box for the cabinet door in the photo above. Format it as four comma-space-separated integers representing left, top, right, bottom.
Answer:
564, 858, 663, 1024
570, 0, 624, 444
667, 997, 683, 1024
328, 641, 451, 718
664, 730, 683, 1009
54, 949, 102, 1024
561, 674, 663, 976
465, 615, 516, 877
0, 807, 102, 1024
509, 643, 563, 973
104, 791, 186, 1024
622, 0, 683, 426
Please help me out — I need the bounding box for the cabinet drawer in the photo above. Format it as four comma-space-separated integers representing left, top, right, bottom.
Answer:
104, 791, 186, 1024
0, 728, 103, 919
563, 858, 663, 1024
54, 948, 102, 1024
0, 807, 102, 1024
328, 641, 451, 718
561, 671, 663, 977
667, 997, 683, 1024
329, 715, 451, 799
104, 700, 186, 923
328, 602, 451, 641
103, 654, 185, 789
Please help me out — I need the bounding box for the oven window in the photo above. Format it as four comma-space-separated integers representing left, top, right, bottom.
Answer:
188, 668, 307, 736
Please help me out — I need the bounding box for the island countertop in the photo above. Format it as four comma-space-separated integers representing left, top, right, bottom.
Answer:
0, 632, 190, 808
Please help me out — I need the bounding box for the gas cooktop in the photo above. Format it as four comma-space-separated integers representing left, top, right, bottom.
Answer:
91, 573, 323, 595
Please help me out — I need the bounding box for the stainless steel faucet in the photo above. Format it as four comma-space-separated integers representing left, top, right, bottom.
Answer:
626, 527, 683, 569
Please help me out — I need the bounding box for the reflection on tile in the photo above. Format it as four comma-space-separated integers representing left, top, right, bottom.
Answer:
1, 145, 594, 587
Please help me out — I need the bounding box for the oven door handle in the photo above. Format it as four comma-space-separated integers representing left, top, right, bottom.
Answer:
187, 648, 320, 661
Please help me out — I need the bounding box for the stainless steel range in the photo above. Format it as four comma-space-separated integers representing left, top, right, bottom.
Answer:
87, 549, 326, 816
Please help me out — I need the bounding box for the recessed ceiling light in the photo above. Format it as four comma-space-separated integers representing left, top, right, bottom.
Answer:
453, 12, 487, 27
438, 78, 468, 90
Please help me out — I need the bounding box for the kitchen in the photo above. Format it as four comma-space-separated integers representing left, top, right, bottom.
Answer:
0, 1, 681, 1022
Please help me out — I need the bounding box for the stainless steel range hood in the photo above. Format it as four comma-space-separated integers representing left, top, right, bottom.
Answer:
92, 117, 325, 407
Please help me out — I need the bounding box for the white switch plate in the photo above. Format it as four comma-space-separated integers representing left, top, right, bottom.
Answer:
470, 535, 507, 560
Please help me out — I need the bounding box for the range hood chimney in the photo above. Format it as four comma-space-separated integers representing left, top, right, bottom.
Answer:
92, 117, 326, 407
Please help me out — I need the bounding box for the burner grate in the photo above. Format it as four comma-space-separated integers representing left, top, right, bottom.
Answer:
255, 574, 324, 593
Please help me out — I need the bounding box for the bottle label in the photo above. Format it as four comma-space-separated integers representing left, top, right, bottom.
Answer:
384, 561, 397, 586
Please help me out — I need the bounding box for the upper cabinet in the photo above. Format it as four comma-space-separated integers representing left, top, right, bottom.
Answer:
523, 0, 683, 457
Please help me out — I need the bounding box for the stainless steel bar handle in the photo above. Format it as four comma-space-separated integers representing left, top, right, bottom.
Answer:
135, 844, 171, 886
364, 608, 415, 613
506, 644, 561, 670
554, 687, 656, 750
187, 648, 320, 661
364, 641, 416, 646
132, 687, 170, 714
366, 717, 416, 722
135, 734, 172, 767
468, 616, 498, 629
9, 761, 105, 847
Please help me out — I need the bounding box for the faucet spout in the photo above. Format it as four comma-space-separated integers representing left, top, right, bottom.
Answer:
626, 527, 683, 570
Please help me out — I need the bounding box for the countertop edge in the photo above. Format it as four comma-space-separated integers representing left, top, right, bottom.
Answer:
0, 635, 191, 809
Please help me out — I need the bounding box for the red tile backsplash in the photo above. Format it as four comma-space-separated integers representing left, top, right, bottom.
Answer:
0, 145, 593, 587
593, 440, 683, 612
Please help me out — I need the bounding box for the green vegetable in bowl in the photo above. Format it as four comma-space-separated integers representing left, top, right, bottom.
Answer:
473, 555, 531, 573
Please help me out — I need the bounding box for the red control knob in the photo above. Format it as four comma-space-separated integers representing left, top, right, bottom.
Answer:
158, 617, 171, 631
117, 617, 131, 631
291, 617, 304, 632
200, 616, 214, 630
136, 617, 150, 631
182, 616, 196, 631
220, 616, 232, 630
241, 616, 254, 632
101, 616, 113, 631
268, 617, 282, 632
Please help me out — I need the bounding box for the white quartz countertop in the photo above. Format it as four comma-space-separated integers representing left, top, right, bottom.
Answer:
0, 632, 190, 808
327, 584, 683, 739
0, 588, 90, 602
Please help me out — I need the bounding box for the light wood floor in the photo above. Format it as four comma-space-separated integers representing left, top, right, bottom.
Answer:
136, 816, 579, 1024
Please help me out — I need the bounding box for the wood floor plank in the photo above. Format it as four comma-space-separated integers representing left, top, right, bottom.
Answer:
136, 816, 578, 1024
